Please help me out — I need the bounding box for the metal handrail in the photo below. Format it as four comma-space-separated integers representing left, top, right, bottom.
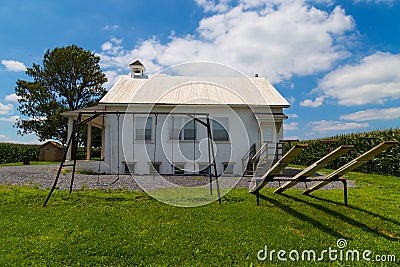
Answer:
250, 142, 269, 162
241, 143, 256, 173
251, 142, 270, 175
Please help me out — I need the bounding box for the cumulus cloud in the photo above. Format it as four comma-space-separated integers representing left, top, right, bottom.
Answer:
353, 0, 396, 4
300, 96, 324, 107
195, 0, 231, 12
0, 103, 13, 115
4, 93, 21, 102
101, 41, 114, 51
1, 59, 26, 72
316, 52, 400, 106
284, 135, 300, 140
98, 0, 355, 83
340, 107, 400, 121
310, 120, 369, 132
29, 116, 46, 122
284, 122, 299, 130
0, 115, 19, 122
98, 38, 162, 76
103, 25, 119, 31
0, 134, 6, 140
103, 70, 123, 89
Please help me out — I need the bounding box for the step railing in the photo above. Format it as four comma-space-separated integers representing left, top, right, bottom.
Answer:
250, 142, 286, 177
242, 142, 286, 176
241, 143, 256, 174
251, 142, 269, 173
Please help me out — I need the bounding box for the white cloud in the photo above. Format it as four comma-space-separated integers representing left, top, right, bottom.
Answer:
310, 120, 369, 132
0, 103, 13, 115
195, 0, 231, 12
101, 41, 113, 51
103, 70, 123, 90
98, 38, 162, 76
0, 115, 19, 122
316, 52, 400, 106
287, 96, 296, 105
0, 133, 40, 144
103, 25, 119, 31
1, 59, 26, 72
98, 1, 355, 83
284, 122, 299, 130
100, 38, 124, 56
300, 96, 324, 107
238, 0, 264, 9
340, 107, 400, 121
29, 116, 46, 122
353, 0, 395, 4
4, 93, 21, 102
287, 113, 298, 119
284, 135, 300, 140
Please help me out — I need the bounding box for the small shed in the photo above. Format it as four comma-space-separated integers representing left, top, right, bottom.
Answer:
40, 141, 64, 162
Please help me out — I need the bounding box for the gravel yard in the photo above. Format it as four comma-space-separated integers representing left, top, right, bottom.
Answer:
0, 164, 355, 191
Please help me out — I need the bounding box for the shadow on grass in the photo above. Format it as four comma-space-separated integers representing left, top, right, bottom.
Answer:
259, 194, 345, 239
280, 193, 399, 241
307, 194, 400, 228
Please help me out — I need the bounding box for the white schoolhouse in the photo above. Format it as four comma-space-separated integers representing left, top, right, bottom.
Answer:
63, 61, 290, 176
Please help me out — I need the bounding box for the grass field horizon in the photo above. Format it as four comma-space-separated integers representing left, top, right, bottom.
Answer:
1, 169, 399, 266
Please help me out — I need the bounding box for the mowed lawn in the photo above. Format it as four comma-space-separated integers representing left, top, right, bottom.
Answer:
0, 171, 399, 266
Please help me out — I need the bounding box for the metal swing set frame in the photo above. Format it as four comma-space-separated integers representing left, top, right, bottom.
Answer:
43, 110, 222, 207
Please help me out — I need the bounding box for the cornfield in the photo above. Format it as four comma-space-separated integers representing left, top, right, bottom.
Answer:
0, 143, 40, 164
285, 128, 400, 177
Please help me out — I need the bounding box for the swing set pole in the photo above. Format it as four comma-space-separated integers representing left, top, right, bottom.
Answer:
206, 116, 221, 204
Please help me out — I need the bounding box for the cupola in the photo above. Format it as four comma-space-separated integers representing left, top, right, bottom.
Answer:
129, 60, 147, 78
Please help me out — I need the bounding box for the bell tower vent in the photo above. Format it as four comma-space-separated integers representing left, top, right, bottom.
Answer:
129, 60, 147, 78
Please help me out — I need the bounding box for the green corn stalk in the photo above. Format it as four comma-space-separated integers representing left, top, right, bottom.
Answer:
284, 128, 400, 177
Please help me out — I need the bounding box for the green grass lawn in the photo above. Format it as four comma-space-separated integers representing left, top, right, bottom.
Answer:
0, 171, 399, 266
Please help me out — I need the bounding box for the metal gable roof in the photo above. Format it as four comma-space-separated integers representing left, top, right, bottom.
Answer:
99, 75, 290, 107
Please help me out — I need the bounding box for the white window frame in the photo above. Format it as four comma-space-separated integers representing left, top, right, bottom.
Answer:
135, 116, 154, 142
169, 116, 198, 142
180, 119, 197, 141
212, 117, 229, 142
173, 163, 185, 175
198, 163, 211, 175
169, 116, 183, 141
123, 162, 136, 174
149, 162, 161, 174
222, 162, 234, 175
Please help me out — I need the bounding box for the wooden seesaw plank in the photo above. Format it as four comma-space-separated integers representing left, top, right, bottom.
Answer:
302, 141, 398, 195
274, 145, 354, 194
249, 144, 308, 193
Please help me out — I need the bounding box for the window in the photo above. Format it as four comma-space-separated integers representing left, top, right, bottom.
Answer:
180, 119, 197, 141
263, 127, 273, 143
149, 162, 160, 174
199, 164, 211, 175
222, 163, 234, 174
124, 162, 135, 174
169, 117, 197, 141
169, 116, 181, 141
136, 116, 153, 141
212, 118, 229, 141
173, 163, 185, 175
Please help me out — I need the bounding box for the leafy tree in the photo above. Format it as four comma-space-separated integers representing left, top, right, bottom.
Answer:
15, 45, 107, 143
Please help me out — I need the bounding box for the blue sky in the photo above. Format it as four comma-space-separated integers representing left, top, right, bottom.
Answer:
0, 0, 399, 143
